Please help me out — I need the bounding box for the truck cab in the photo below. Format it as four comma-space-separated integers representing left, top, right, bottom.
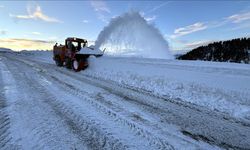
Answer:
65, 37, 88, 52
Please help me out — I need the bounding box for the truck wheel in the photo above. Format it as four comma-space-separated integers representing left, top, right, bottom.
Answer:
55, 56, 63, 66
72, 59, 81, 72
72, 59, 88, 72
65, 58, 72, 69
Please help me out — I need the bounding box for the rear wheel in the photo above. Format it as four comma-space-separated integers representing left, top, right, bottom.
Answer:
65, 58, 72, 69
72, 59, 88, 72
55, 56, 63, 67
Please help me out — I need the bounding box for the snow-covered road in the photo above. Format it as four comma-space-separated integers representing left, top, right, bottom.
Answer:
1, 51, 250, 150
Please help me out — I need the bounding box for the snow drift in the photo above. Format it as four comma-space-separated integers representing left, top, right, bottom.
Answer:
95, 11, 173, 59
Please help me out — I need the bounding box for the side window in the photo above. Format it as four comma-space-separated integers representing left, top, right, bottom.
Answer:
66, 41, 69, 48
77, 42, 81, 51
82, 42, 87, 47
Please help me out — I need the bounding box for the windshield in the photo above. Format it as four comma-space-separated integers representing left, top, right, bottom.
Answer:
67, 41, 86, 51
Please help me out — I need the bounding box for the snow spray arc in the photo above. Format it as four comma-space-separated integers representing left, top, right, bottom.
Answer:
95, 11, 173, 59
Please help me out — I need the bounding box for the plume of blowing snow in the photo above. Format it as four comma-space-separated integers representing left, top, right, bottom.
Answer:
95, 11, 173, 59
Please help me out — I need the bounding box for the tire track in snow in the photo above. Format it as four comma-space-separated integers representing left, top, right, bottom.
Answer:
40, 95, 127, 150
45, 72, 213, 150
80, 74, 250, 150
35, 76, 128, 150
8, 52, 250, 149
1, 56, 90, 149
51, 69, 225, 149
29, 56, 250, 126
47, 75, 174, 150
32, 63, 173, 149
34, 60, 250, 150
0, 58, 15, 149
0, 107, 11, 149
2, 55, 129, 149
4, 53, 175, 149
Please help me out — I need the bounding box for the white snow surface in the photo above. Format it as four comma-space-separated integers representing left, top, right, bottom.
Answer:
86, 56, 250, 120
17, 50, 250, 121
1, 50, 250, 149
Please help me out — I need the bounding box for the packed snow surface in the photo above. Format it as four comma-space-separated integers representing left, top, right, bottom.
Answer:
16, 50, 250, 120
86, 56, 250, 120
1, 50, 250, 149
95, 11, 173, 59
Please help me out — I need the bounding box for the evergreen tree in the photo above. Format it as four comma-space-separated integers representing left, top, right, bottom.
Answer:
178, 37, 250, 64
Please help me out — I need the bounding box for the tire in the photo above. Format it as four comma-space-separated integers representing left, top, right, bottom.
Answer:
72, 59, 88, 72
65, 58, 72, 69
55, 56, 63, 67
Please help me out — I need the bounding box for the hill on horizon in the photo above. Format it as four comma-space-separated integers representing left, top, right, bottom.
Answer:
0, 47, 12, 52
178, 37, 250, 64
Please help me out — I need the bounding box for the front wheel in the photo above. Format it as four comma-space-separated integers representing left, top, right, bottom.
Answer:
72, 59, 88, 72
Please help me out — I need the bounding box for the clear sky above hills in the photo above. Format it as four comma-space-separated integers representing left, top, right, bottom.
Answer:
0, 1, 249, 51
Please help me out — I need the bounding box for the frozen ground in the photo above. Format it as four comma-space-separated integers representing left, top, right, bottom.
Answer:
86, 56, 250, 121
1, 50, 250, 149
16, 50, 250, 120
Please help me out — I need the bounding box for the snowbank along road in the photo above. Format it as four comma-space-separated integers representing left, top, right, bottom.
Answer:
0, 51, 250, 150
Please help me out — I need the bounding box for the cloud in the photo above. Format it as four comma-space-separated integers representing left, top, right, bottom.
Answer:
0, 5, 4, 8
144, 15, 157, 22
169, 11, 250, 39
167, 10, 250, 49
0, 38, 55, 50
206, 20, 228, 29
227, 11, 250, 23
0, 38, 53, 44
171, 22, 207, 39
31, 32, 41, 35
91, 0, 110, 13
82, 20, 89, 23
10, 5, 62, 23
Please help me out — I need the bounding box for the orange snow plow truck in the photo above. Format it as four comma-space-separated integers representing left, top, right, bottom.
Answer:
53, 37, 103, 72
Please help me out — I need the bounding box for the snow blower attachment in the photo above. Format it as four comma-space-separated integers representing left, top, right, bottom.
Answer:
53, 37, 104, 72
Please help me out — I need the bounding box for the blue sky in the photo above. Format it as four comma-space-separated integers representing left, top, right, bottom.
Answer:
0, 0, 250, 51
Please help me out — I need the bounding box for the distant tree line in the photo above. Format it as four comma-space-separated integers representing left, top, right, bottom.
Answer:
178, 37, 250, 63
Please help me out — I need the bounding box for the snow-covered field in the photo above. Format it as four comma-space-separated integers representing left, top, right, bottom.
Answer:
17, 50, 250, 120
86, 56, 250, 120
1, 50, 250, 149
